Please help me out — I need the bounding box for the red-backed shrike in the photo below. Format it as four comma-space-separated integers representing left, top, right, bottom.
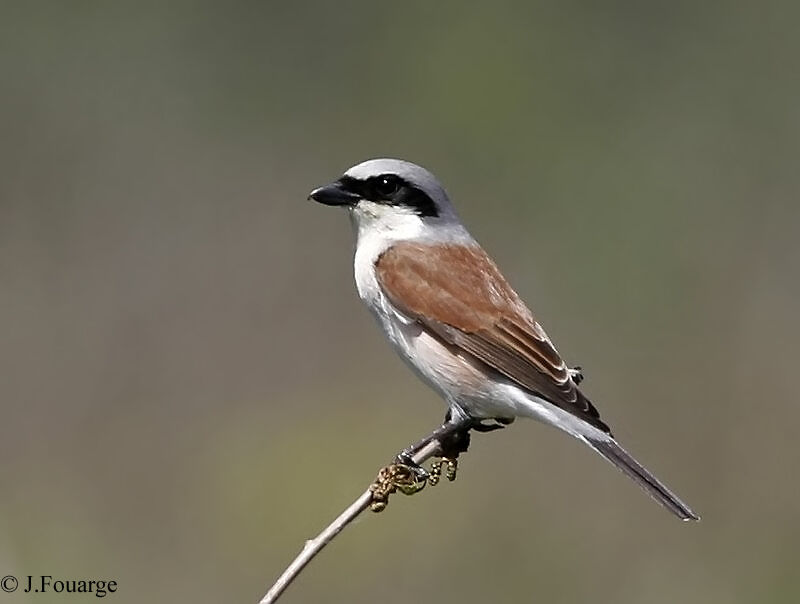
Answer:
309, 158, 698, 521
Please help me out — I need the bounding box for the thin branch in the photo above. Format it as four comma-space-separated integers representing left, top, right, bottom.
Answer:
258, 439, 443, 604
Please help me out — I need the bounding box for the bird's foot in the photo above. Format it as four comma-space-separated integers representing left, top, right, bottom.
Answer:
369, 461, 428, 512
438, 423, 472, 456
394, 450, 431, 481
428, 414, 514, 484
371, 412, 510, 509
569, 366, 584, 385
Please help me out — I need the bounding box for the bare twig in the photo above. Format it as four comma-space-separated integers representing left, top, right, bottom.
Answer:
258, 439, 443, 604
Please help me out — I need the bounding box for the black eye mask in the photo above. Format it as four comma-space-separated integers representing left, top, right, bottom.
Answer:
337, 174, 439, 218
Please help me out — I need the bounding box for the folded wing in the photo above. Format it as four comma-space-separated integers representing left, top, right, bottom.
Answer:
376, 242, 610, 433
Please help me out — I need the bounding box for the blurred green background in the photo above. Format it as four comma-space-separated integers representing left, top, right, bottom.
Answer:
2, 2, 799, 603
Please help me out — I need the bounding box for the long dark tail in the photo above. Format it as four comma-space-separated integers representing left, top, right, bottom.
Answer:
585, 436, 700, 521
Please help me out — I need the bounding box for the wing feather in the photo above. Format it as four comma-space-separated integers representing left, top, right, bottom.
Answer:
376, 242, 609, 433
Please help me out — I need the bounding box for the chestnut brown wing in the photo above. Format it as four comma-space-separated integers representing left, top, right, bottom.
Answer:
376, 242, 609, 433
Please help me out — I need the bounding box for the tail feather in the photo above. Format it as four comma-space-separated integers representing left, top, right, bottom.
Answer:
585, 436, 699, 521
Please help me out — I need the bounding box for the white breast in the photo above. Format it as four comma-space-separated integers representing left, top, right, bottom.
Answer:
351, 205, 421, 335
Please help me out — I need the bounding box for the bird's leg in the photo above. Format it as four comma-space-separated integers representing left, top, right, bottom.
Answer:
430, 415, 515, 482
428, 410, 478, 486
569, 365, 584, 384
395, 413, 473, 472
370, 410, 513, 510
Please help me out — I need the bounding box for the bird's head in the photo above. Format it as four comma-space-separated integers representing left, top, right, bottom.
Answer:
309, 159, 460, 236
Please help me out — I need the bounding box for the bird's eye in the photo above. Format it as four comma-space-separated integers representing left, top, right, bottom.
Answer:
373, 175, 401, 198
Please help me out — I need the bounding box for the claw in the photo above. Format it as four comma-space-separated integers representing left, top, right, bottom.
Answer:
471, 417, 514, 433
471, 422, 505, 433
394, 452, 430, 480
371, 414, 479, 510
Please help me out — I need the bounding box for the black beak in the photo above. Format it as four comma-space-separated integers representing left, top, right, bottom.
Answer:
308, 181, 360, 206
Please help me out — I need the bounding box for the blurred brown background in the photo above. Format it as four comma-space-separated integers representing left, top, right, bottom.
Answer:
1, 2, 799, 603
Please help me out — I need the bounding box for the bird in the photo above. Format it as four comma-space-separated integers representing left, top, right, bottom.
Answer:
308, 158, 699, 521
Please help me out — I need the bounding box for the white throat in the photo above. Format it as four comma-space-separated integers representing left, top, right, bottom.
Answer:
348, 200, 427, 246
